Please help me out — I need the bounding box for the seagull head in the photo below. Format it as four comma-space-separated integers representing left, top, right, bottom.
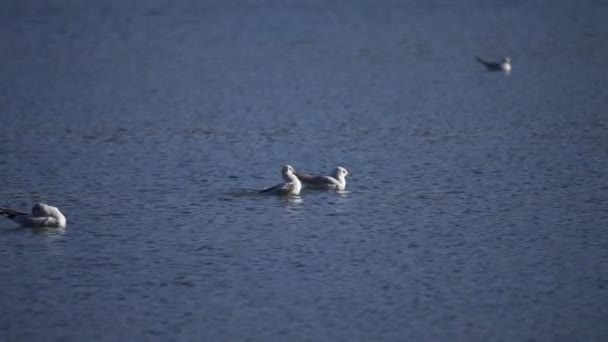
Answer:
334, 166, 349, 179
282, 165, 296, 176
32, 203, 47, 216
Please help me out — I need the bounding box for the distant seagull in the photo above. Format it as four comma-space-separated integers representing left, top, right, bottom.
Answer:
0, 203, 67, 228
260, 165, 302, 196
475, 56, 511, 73
295, 166, 350, 191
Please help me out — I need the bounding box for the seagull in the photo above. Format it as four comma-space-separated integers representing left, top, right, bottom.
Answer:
475, 56, 511, 73
0, 203, 67, 228
260, 165, 302, 196
295, 166, 350, 191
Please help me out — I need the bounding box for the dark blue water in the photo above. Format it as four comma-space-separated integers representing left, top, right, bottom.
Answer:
1, 1, 607, 341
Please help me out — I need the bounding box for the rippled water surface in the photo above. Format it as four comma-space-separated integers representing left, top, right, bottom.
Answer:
1, 0, 607, 341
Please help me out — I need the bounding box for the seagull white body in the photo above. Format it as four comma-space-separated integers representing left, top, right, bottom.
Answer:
475, 57, 511, 73
260, 165, 302, 196
0, 203, 67, 228
295, 166, 349, 191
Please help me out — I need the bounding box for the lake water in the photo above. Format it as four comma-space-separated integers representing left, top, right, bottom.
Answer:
1, 0, 607, 341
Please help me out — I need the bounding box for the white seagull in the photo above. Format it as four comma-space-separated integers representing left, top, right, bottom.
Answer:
295, 166, 350, 191
0, 203, 67, 228
260, 165, 302, 196
475, 56, 511, 73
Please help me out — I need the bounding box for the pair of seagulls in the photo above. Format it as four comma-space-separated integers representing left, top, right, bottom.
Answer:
475, 56, 511, 74
0, 203, 67, 228
260, 165, 350, 196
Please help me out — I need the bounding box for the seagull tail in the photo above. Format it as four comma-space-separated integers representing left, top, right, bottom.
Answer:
293, 172, 314, 182
475, 57, 490, 66
259, 186, 274, 193
0, 207, 22, 220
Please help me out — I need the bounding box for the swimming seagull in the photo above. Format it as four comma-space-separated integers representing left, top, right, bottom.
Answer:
260, 165, 302, 196
295, 166, 350, 191
0, 203, 67, 228
475, 56, 511, 73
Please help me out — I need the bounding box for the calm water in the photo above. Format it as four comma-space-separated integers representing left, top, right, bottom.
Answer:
1, 0, 607, 341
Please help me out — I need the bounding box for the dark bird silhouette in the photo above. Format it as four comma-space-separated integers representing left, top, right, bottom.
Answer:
475, 56, 511, 73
